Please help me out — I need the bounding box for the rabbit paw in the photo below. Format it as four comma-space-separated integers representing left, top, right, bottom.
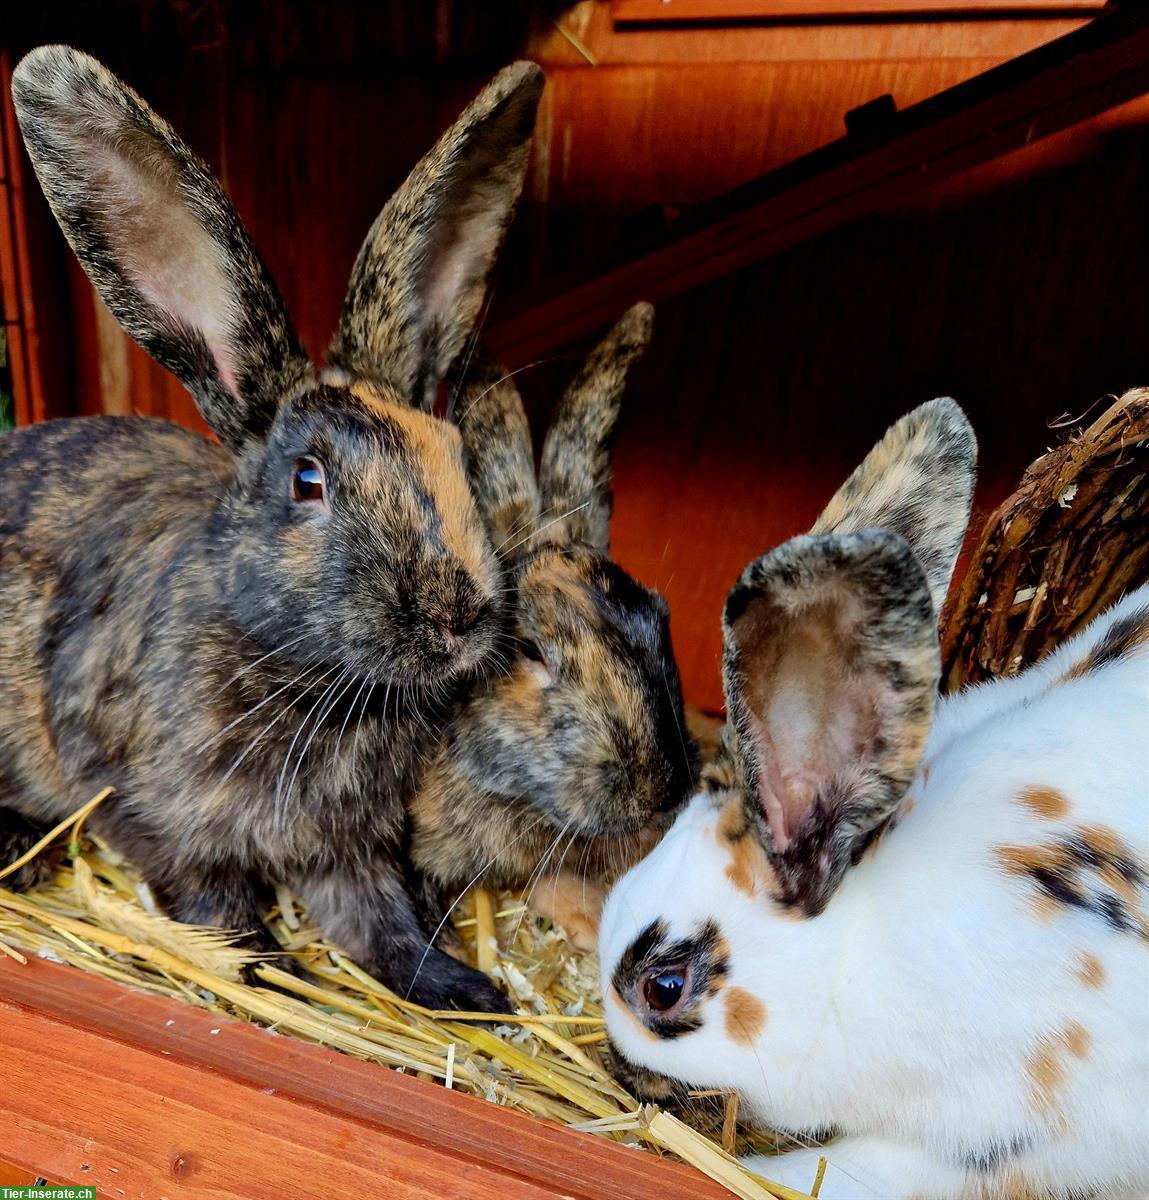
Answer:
402, 947, 514, 1016
0, 808, 55, 892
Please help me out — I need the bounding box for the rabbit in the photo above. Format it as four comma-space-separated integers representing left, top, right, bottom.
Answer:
406, 304, 697, 954
599, 397, 1149, 1199
0, 45, 545, 1011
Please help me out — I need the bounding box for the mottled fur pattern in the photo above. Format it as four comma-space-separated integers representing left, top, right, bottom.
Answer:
407, 306, 696, 925
12, 47, 307, 453
718, 396, 974, 913
327, 62, 543, 411
2, 47, 545, 1010
601, 400, 1149, 1198
538, 302, 654, 551
723, 530, 940, 913
451, 356, 540, 551
810, 396, 976, 612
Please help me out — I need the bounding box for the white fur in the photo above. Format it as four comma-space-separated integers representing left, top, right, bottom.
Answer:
602, 590, 1149, 1199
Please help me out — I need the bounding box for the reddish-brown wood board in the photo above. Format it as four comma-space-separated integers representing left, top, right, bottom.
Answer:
0, 955, 728, 1200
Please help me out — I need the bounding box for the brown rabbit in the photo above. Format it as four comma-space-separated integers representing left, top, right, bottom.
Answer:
406, 306, 697, 955
1, 45, 543, 1011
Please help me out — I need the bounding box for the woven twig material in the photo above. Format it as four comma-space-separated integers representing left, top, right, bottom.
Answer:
941, 389, 1149, 690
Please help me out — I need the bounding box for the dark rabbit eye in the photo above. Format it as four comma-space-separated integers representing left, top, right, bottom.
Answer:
292, 457, 326, 504
520, 637, 554, 687
521, 639, 545, 664
642, 967, 687, 1014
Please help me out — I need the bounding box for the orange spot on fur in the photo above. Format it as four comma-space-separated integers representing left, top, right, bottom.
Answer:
996, 844, 1054, 877
1026, 1037, 1067, 1113
724, 987, 766, 1045
1018, 786, 1070, 821
1026, 1023, 1091, 1115
715, 797, 772, 898
1063, 1021, 1090, 1060
1075, 951, 1105, 989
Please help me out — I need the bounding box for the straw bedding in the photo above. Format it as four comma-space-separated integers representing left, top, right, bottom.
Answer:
4, 391, 1142, 1198
0, 793, 817, 1200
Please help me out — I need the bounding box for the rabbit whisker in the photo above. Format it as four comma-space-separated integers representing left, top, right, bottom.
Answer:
454, 357, 552, 428
209, 630, 313, 697
512, 816, 574, 948
500, 500, 591, 558
661, 665, 692, 776
283, 668, 357, 806
216, 660, 334, 787
446, 290, 495, 421
335, 673, 372, 764
350, 680, 377, 767
273, 666, 343, 815
194, 654, 327, 754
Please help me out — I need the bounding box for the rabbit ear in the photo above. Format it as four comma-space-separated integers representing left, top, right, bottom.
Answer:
722, 529, 939, 914
12, 46, 309, 453
810, 398, 977, 614
327, 62, 544, 411
538, 302, 654, 552
455, 356, 540, 556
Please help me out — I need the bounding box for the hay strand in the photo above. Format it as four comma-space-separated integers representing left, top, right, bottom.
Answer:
0, 799, 802, 1197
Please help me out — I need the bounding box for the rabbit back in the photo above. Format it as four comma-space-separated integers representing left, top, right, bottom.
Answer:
0, 416, 232, 822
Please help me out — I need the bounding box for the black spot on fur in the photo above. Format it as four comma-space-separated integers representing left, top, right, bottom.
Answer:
612, 918, 729, 1040
959, 1133, 1032, 1174
1070, 605, 1149, 678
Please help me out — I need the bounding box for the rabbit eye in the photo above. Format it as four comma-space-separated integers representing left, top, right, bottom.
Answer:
521, 639, 545, 664
520, 639, 554, 687
292, 457, 326, 505
642, 967, 687, 1014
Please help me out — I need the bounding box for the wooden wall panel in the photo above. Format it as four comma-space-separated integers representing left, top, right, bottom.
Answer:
554, 105, 1149, 709
5, 3, 1144, 711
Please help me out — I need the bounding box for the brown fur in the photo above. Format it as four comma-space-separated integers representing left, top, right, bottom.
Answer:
723, 530, 941, 914
407, 309, 695, 923
1060, 605, 1149, 684
724, 987, 767, 1045
1019, 786, 1072, 821
1026, 1024, 1090, 1116
714, 795, 778, 899
4, 47, 545, 1012
1075, 951, 1106, 990
995, 830, 1148, 944
327, 62, 543, 411
530, 871, 609, 951
709, 402, 977, 917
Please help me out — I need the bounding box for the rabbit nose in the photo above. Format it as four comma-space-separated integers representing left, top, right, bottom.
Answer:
436, 624, 465, 653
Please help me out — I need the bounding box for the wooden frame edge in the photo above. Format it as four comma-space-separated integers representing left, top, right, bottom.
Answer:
0, 955, 728, 1199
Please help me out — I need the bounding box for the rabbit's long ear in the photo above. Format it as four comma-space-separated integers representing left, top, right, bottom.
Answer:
12, 46, 308, 453
327, 62, 543, 411
722, 530, 939, 914
538, 302, 653, 553
455, 357, 540, 556
811, 398, 977, 614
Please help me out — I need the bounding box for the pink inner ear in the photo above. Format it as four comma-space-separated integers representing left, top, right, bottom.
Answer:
743, 625, 870, 853
746, 711, 795, 852
92, 131, 243, 402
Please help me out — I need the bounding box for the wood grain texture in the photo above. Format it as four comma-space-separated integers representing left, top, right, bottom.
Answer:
535, 4, 1085, 65
6, 4, 1149, 710
491, 8, 1149, 359
611, 0, 1105, 22
0, 955, 728, 1200
0, 1162, 39, 1187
